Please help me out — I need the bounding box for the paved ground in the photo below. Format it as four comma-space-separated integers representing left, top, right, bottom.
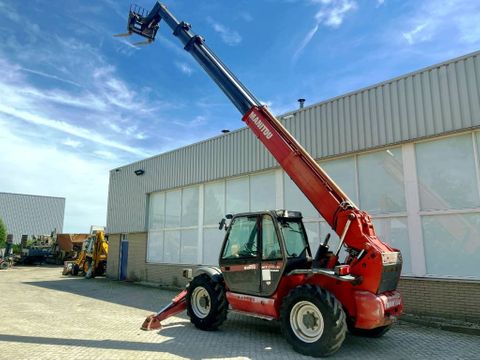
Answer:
0, 266, 478, 360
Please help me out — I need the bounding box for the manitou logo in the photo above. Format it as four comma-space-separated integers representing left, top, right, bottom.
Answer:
249, 112, 273, 139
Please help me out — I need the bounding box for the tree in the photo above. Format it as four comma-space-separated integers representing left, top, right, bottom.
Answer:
0, 217, 7, 249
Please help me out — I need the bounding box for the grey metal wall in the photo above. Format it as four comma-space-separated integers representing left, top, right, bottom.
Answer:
107, 51, 480, 234
0, 192, 65, 243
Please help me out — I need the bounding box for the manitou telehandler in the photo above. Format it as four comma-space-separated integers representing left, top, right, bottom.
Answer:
118, 3, 403, 357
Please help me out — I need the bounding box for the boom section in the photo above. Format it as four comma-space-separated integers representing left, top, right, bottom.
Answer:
130, 2, 354, 230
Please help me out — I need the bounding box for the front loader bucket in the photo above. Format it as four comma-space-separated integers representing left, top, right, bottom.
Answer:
141, 289, 188, 331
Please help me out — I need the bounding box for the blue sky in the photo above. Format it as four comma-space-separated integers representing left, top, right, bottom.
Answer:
0, 0, 479, 233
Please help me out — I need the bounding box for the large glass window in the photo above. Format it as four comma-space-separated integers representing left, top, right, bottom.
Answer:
203, 228, 225, 265
250, 172, 276, 211
165, 190, 181, 228
320, 156, 358, 204
204, 182, 225, 225
373, 217, 411, 274
181, 229, 198, 264
283, 174, 317, 218
147, 231, 163, 263
358, 148, 405, 214
416, 134, 480, 210
476, 132, 480, 172
226, 177, 249, 214
422, 213, 480, 278
182, 186, 199, 227
163, 230, 180, 263
304, 222, 320, 256
149, 192, 165, 230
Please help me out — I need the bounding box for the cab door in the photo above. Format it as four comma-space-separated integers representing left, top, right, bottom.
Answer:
260, 215, 284, 295
219, 215, 261, 295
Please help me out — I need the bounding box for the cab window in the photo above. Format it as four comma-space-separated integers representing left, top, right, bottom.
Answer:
262, 215, 282, 260
222, 216, 258, 259
280, 220, 309, 257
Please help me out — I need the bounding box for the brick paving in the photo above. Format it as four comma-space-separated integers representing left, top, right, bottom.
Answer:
0, 266, 478, 359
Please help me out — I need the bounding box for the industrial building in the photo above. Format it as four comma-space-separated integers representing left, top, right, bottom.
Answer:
0, 192, 65, 243
106, 50, 480, 321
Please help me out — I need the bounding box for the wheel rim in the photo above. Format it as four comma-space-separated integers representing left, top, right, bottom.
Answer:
191, 286, 211, 319
290, 300, 324, 343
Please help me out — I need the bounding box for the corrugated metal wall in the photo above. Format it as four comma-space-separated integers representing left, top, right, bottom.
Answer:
0, 192, 65, 243
107, 51, 480, 234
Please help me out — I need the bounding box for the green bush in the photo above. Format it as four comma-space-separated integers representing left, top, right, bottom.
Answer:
12, 243, 22, 254
0, 217, 6, 249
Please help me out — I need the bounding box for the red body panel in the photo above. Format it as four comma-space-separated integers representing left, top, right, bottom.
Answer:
227, 292, 277, 318
226, 273, 402, 329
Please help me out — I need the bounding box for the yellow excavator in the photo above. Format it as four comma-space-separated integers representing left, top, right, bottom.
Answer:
63, 231, 108, 278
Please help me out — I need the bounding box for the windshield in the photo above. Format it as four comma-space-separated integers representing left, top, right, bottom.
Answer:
280, 220, 309, 257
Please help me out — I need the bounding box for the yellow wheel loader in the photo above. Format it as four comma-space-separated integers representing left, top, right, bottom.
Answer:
63, 231, 108, 278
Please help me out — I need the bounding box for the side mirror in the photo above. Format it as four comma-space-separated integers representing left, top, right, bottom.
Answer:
218, 218, 226, 230
219, 214, 234, 230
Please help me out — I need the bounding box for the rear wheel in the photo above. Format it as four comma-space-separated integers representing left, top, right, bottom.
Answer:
186, 274, 227, 330
280, 284, 346, 357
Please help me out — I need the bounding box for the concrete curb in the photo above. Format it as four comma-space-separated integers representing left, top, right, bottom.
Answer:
401, 314, 480, 336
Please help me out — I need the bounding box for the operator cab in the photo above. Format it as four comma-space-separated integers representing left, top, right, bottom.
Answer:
219, 210, 312, 297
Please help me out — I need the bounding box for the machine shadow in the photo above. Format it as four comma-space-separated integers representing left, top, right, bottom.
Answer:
0, 324, 405, 360
23, 276, 180, 312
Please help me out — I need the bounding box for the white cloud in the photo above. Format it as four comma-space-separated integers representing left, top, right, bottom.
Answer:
63, 138, 83, 148
175, 62, 194, 76
311, 0, 357, 28
294, 0, 357, 61
20, 67, 82, 88
0, 103, 151, 157
401, 0, 480, 46
238, 12, 254, 22
94, 150, 118, 160
293, 24, 320, 62
402, 23, 430, 45
207, 17, 242, 46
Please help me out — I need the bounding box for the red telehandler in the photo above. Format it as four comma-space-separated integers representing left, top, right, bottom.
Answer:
118, 3, 403, 357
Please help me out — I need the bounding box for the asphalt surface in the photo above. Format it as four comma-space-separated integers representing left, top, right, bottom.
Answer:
0, 266, 478, 359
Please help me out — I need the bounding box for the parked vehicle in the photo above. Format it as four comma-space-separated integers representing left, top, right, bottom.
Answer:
63, 231, 108, 278
118, 3, 403, 357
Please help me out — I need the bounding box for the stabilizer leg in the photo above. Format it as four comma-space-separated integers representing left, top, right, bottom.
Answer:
141, 289, 188, 330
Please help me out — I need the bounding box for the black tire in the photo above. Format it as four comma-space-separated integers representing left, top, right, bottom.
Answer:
72, 264, 79, 276
280, 284, 346, 358
347, 321, 391, 338
186, 274, 227, 331
94, 261, 106, 277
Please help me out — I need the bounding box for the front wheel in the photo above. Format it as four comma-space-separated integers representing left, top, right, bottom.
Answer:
186, 274, 227, 331
280, 284, 346, 357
